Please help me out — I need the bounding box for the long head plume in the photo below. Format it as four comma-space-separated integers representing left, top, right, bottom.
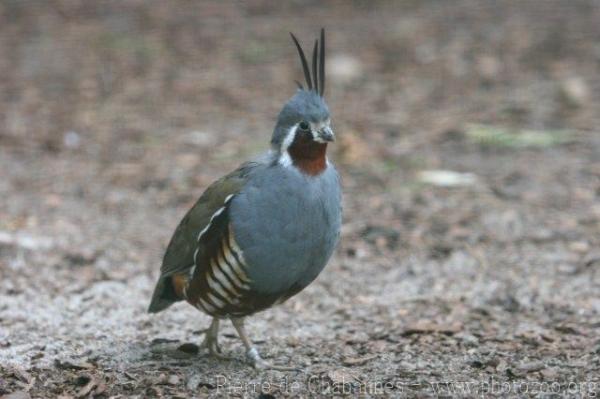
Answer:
289, 28, 326, 97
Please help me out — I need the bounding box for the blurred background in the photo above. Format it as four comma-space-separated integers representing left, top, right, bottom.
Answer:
1, 1, 599, 397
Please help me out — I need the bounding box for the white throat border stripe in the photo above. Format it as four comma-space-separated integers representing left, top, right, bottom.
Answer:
278, 123, 299, 167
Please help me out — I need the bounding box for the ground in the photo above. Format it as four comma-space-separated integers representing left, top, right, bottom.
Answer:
1, 1, 600, 398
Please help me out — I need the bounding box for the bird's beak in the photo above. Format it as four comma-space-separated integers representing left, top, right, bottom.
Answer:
318, 126, 335, 142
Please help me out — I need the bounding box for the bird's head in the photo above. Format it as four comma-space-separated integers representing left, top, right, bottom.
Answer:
271, 29, 334, 175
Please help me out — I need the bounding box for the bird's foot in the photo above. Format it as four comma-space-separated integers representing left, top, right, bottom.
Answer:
246, 347, 300, 371
197, 318, 226, 358
199, 331, 223, 358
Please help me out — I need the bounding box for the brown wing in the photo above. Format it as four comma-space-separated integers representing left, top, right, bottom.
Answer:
148, 162, 257, 313
160, 162, 257, 277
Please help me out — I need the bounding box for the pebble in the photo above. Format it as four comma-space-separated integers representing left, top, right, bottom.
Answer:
569, 241, 589, 253
328, 54, 363, 83
560, 76, 590, 107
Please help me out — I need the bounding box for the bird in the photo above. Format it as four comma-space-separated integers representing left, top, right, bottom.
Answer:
148, 28, 341, 370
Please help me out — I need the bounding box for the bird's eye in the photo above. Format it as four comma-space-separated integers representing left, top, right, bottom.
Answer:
298, 121, 310, 131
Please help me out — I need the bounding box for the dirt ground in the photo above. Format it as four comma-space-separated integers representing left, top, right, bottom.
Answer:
1, 1, 600, 398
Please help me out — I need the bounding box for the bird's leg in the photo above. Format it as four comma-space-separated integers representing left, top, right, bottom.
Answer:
231, 317, 298, 371
199, 317, 222, 357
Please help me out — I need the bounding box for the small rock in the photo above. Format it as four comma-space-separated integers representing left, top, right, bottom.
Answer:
518, 361, 545, 373
177, 343, 200, 355
186, 373, 215, 391
150, 338, 179, 346
506, 368, 523, 378
361, 225, 400, 250
0, 392, 31, 399
555, 324, 583, 335
476, 55, 500, 81
286, 336, 300, 348
569, 241, 589, 253
75, 378, 97, 398
583, 251, 600, 267
540, 368, 559, 380
9, 368, 32, 385
342, 354, 378, 366
63, 131, 81, 149
418, 170, 478, 187
402, 321, 463, 336
182, 130, 216, 147
496, 359, 509, 374
560, 76, 590, 108
54, 359, 93, 370
337, 131, 373, 165
469, 359, 485, 369
327, 369, 356, 385
0, 231, 53, 251
328, 54, 363, 83
458, 333, 479, 346
167, 375, 180, 385
186, 373, 202, 391
153, 373, 168, 385
73, 375, 91, 386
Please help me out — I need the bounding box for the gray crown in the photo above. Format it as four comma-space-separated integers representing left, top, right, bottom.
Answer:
271, 29, 330, 149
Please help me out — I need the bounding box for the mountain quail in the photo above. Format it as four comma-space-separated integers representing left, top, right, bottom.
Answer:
148, 29, 341, 369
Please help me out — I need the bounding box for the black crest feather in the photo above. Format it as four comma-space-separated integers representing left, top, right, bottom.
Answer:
319, 28, 325, 96
290, 29, 326, 96
312, 39, 318, 93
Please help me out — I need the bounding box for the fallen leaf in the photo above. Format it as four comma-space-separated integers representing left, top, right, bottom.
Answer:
0, 393, 31, 399
54, 359, 94, 370
417, 170, 478, 187
342, 355, 378, 366
518, 361, 545, 373
402, 321, 463, 336
75, 377, 97, 399
465, 124, 575, 148
150, 338, 179, 346
327, 369, 357, 385
9, 368, 32, 385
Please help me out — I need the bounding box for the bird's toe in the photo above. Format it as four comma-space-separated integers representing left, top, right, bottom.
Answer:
246, 348, 300, 372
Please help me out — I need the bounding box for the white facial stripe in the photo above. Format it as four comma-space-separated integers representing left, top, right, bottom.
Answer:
278, 151, 292, 167
281, 123, 299, 151
278, 123, 299, 167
